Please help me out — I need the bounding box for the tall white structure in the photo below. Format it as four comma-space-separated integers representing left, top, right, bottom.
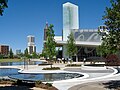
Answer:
63, 2, 79, 58
45, 2, 102, 61
63, 2, 79, 41
27, 35, 36, 54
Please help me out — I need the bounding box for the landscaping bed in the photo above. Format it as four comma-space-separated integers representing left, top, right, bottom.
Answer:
0, 59, 22, 63
0, 79, 58, 90
42, 67, 60, 70
66, 64, 81, 67
0, 79, 15, 84
38, 63, 52, 66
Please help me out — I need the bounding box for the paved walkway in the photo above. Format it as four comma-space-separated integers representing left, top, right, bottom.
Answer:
68, 78, 120, 90
69, 81, 108, 90
65, 67, 120, 90
52, 66, 117, 90
64, 68, 113, 79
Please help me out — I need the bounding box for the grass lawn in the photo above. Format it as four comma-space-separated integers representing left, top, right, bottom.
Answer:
0, 59, 23, 63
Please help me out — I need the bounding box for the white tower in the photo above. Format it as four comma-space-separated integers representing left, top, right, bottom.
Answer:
27, 35, 36, 54
63, 2, 79, 58
63, 2, 79, 41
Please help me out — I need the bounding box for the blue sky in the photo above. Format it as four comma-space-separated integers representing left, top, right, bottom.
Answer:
0, 0, 110, 53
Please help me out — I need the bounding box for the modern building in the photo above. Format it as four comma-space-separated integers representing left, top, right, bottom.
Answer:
27, 35, 36, 54
43, 2, 106, 61
0, 45, 9, 55
16, 49, 21, 55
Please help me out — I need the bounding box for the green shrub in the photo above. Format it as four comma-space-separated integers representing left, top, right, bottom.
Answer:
35, 80, 42, 85
16, 80, 22, 85
38, 63, 52, 66
69, 60, 73, 63
42, 67, 60, 70
45, 83, 52, 87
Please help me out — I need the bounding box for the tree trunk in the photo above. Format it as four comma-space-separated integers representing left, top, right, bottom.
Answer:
50, 64, 52, 68
48, 60, 53, 68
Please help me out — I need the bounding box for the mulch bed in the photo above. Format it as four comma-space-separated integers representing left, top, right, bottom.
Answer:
0, 79, 58, 90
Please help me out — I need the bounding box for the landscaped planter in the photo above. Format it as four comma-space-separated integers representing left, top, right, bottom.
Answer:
81, 65, 107, 70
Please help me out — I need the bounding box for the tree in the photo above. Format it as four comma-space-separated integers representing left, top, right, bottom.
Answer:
43, 24, 56, 67
32, 52, 38, 59
0, 54, 3, 59
24, 48, 32, 59
96, 45, 107, 57
16, 53, 24, 59
41, 49, 47, 59
24, 48, 28, 57
66, 32, 77, 59
98, 0, 120, 56
9, 48, 13, 58
0, 0, 8, 16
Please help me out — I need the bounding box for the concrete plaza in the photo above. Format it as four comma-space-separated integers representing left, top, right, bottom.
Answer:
0, 61, 120, 90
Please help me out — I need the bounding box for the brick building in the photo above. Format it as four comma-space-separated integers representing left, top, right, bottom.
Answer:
0, 45, 9, 55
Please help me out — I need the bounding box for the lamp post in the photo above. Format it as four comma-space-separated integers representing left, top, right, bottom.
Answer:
83, 58, 86, 65
23, 57, 26, 69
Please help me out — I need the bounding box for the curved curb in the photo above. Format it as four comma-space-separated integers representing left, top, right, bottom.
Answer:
52, 71, 89, 83
18, 69, 89, 82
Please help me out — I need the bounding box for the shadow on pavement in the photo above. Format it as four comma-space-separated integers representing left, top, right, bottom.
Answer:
0, 85, 31, 90
103, 80, 120, 89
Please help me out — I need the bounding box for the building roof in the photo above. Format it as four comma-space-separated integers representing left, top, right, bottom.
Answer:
55, 40, 101, 46
27, 35, 35, 37
63, 2, 78, 7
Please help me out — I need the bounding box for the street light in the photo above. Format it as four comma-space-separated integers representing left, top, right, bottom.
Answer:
22, 57, 26, 69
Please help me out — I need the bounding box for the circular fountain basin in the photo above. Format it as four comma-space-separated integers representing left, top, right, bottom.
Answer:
0, 68, 84, 82
9, 73, 84, 82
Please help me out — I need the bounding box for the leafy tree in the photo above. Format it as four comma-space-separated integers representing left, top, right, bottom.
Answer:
18, 53, 24, 57
98, 0, 120, 56
66, 32, 77, 59
24, 48, 28, 57
43, 24, 56, 67
41, 48, 47, 59
97, 45, 107, 57
0, 0, 8, 16
24, 48, 32, 59
0, 54, 3, 59
42, 47, 46, 60
32, 52, 38, 58
16, 53, 24, 59
9, 48, 13, 58
106, 54, 120, 66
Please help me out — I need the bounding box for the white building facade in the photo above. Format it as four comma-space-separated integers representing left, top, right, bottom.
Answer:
27, 35, 36, 54
63, 2, 79, 41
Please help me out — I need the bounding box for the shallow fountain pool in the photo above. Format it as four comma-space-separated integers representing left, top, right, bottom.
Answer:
0, 68, 84, 81
9, 73, 83, 82
0, 61, 42, 66
0, 68, 19, 77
